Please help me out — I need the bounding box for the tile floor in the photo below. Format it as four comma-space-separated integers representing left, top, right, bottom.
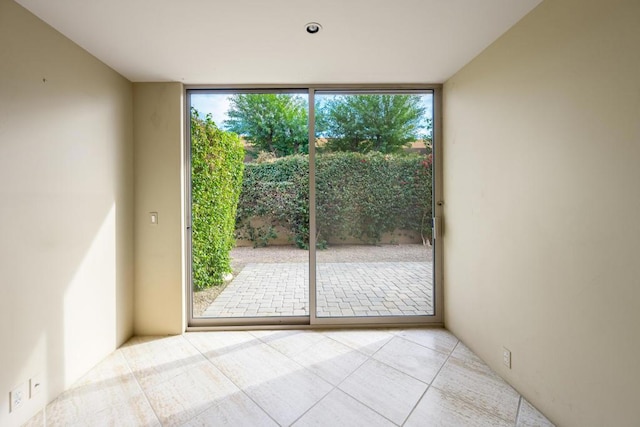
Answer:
24, 328, 554, 427
202, 262, 433, 318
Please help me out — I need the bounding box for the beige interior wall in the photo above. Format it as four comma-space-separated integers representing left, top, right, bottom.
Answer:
443, 0, 640, 425
133, 83, 185, 335
0, 1, 134, 425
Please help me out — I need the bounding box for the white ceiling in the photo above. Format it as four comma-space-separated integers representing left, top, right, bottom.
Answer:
16, 0, 542, 84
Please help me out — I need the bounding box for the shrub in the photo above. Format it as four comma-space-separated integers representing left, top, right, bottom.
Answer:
316, 152, 432, 244
235, 155, 310, 248
191, 109, 245, 290
235, 152, 432, 247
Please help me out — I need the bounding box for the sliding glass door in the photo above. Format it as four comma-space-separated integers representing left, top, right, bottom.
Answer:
311, 91, 435, 323
187, 86, 441, 327
188, 90, 310, 324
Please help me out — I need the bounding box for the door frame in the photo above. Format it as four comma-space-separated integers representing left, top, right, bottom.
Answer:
184, 84, 443, 330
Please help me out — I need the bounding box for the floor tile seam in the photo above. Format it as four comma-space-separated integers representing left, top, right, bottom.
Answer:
251, 340, 354, 386
95, 349, 154, 396
443, 354, 520, 395
431, 346, 523, 422
247, 329, 299, 358
331, 384, 403, 427
119, 346, 164, 426
328, 342, 431, 426
170, 392, 241, 427
399, 384, 432, 427
399, 339, 461, 426
41, 394, 79, 427
285, 333, 385, 426
514, 395, 524, 427
44, 385, 152, 427
289, 356, 402, 427
284, 384, 338, 427
155, 357, 253, 427
393, 334, 458, 357
178, 332, 448, 425
428, 383, 519, 426
321, 334, 387, 358
181, 333, 283, 427
364, 352, 436, 388
326, 340, 373, 388
250, 333, 315, 359
427, 339, 460, 384
128, 354, 211, 393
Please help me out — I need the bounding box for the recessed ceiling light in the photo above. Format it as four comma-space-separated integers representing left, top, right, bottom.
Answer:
305, 22, 322, 34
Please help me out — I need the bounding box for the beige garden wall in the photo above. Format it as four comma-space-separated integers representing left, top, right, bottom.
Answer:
133, 83, 185, 335
0, 1, 134, 425
443, 0, 640, 425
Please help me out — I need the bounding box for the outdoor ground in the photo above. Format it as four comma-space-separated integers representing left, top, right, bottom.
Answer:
193, 243, 433, 317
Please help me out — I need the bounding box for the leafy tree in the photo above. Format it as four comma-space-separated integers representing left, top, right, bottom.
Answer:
224, 94, 308, 157
316, 95, 429, 153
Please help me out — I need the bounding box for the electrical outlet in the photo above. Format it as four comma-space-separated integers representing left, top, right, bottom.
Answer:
30, 374, 43, 398
503, 347, 512, 369
10, 383, 28, 412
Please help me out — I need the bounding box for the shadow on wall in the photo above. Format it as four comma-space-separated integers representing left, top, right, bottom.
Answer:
0, 4, 134, 423
0, 0, 135, 423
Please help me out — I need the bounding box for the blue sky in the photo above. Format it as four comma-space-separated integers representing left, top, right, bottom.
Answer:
190, 94, 233, 127
190, 93, 434, 132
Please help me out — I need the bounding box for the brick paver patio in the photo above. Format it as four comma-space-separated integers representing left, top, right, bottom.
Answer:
202, 261, 433, 317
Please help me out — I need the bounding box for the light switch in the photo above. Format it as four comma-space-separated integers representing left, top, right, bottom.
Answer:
150, 212, 158, 225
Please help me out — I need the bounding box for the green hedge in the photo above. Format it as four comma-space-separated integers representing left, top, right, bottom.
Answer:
236, 152, 432, 248
191, 110, 245, 290
235, 155, 310, 248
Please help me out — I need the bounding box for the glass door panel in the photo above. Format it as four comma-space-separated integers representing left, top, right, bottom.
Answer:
189, 90, 310, 320
313, 91, 435, 319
